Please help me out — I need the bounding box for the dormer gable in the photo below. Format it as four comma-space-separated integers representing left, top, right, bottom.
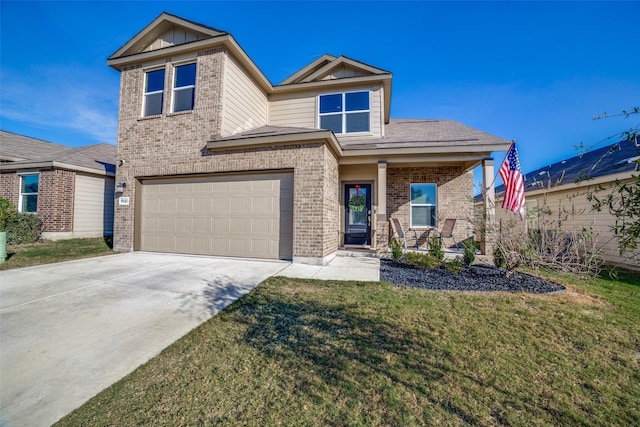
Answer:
277, 55, 392, 124
279, 55, 390, 85
109, 12, 227, 60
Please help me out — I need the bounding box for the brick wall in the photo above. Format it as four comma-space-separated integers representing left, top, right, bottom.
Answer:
378, 166, 473, 251
39, 169, 75, 232
0, 172, 19, 207
0, 169, 75, 233
114, 47, 340, 260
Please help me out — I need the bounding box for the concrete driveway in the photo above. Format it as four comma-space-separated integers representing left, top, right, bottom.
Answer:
0, 252, 293, 427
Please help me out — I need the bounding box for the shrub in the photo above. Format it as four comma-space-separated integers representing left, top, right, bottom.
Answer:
405, 251, 440, 269
443, 259, 465, 274
493, 245, 506, 268
390, 237, 403, 261
7, 213, 42, 243
462, 238, 475, 266
428, 235, 444, 261
0, 198, 16, 232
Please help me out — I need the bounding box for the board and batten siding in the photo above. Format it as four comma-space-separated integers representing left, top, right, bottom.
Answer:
269, 85, 384, 139
73, 173, 115, 236
221, 53, 268, 136
495, 178, 636, 269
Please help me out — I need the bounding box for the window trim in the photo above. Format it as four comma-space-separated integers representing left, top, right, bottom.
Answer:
18, 172, 39, 213
409, 183, 437, 228
318, 90, 370, 134
142, 67, 166, 117
171, 62, 197, 113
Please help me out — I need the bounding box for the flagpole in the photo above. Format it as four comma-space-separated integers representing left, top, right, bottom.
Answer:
486, 140, 515, 192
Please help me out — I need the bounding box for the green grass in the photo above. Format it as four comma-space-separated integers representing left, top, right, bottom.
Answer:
55, 268, 640, 426
0, 237, 114, 270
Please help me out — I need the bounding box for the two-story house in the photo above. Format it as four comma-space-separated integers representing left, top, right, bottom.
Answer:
108, 12, 510, 265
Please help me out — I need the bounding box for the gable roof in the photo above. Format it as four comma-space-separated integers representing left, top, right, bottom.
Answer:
0, 131, 116, 176
277, 54, 393, 123
279, 54, 390, 85
495, 139, 639, 195
108, 12, 228, 60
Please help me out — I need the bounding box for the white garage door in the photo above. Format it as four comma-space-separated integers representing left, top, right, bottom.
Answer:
138, 172, 293, 260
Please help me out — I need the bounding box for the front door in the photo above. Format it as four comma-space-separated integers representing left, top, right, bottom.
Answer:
344, 184, 372, 245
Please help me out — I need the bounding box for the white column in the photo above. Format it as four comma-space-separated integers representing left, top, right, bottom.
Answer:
377, 161, 387, 215
481, 158, 495, 255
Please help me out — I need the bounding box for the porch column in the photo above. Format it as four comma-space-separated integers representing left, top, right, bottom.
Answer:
376, 161, 387, 251
481, 158, 495, 255
377, 161, 387, 215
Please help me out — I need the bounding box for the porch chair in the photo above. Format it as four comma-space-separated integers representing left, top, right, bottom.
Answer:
438, 218, 458, 250
390, 218, 418, 251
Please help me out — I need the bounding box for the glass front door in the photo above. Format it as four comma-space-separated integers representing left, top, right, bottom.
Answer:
344, 184, 371, 245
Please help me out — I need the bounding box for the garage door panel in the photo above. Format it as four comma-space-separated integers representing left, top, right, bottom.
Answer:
140, 173, 293, 259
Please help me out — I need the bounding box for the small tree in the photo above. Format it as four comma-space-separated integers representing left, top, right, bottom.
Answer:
584, 108, 639, 264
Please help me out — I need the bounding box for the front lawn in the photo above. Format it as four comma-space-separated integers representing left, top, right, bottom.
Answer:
55, 268, 640, 426
0, 237, 114, 271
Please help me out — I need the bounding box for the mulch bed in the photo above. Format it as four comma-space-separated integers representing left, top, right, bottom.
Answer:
380, 259, 565, 294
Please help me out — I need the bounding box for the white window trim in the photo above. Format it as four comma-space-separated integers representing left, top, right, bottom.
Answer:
142, 67, 165, 117
318, 91, 370, 134
18, 172, 39, 213
171, 62, 196, 113
409, 183, 437, 228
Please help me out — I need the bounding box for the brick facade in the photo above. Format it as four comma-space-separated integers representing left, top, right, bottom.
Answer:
114, 47, 340, 261
0, 169, 75, 233
377, 166, 474, 251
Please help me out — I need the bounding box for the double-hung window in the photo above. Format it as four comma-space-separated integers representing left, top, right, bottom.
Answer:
143, 68, 165, 116
318, 91, 370, 134
172, 63, 196, 113
19, 173, 39, 213
410, 183, 437, 227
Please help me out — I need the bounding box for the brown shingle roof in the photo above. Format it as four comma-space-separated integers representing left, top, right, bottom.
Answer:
0, 131, 116, 174
341, 119, 510, 150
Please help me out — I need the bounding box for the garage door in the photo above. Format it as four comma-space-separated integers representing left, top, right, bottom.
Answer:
138, 172, 293, 260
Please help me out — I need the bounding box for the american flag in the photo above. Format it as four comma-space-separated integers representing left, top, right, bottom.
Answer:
499, 142, 526, 218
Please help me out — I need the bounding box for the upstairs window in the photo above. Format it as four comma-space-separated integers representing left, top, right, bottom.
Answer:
410, 183, 437, 227
172, 63, 196, 113
19, 173, 39, 213
143, 68, 165, 116
319, 91, 370, 134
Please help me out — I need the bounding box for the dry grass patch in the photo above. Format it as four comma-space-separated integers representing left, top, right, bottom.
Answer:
0, 237, 114, 270
56, 270, 639, 426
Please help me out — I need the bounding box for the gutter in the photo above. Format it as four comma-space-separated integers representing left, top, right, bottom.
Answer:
0, 161, 115, 177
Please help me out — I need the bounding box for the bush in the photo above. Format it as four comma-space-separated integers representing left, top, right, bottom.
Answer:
493, 245, 506, 268
443, 259, 465, 274
390, 237, 403, 261
7, 213, 42, 243
405, 251, 440, 269
0, 198, 16, 232
462, 238, 476, 266
428, 235, 444, 261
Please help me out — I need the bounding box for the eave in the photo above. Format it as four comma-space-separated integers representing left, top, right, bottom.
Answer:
207, 130, 343, 159
0, 161, 115, 177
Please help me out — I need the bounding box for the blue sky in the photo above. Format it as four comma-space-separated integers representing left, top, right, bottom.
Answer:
1, 1, 639, 192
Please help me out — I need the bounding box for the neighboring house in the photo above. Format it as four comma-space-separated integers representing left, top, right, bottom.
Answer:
492, 139, 639, 269
107, 12, 510, 264
0, 130, 116, 240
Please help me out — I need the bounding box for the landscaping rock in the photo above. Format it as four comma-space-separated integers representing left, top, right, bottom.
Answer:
380, 259, 565, 294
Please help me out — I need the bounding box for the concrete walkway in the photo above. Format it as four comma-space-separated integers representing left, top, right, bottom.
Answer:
0, 251, 379, 427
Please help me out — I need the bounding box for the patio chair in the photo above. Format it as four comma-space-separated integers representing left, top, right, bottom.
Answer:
438, 218, 458, 249
390, 218, 418, 251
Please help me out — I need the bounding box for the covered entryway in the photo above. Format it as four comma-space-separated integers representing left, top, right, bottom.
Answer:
137, 172, 293, 260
